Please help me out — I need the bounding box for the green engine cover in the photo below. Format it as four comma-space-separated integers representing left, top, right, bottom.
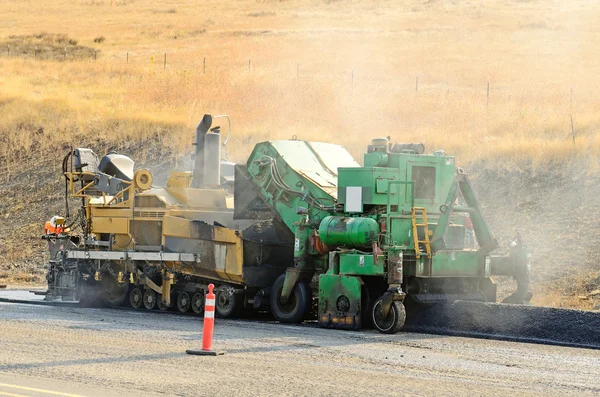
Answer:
318, 216, 379, 247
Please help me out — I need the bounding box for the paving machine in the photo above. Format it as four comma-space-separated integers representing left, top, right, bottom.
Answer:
235, 137, 532, 332
43, 114, 292, 315
42, 114, 531, 333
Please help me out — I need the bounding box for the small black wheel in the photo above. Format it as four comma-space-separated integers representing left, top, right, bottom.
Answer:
129, 287, 143, 309
216, 288, 238, 318
191, 292, 205, 315
143, 289, 157, 310
157, 295, 171, 311
270, 274, 310, 324
177, 292, 191, 313
372, 297, 406, 334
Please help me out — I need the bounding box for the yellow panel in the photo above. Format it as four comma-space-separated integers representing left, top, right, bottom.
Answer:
162, 215, 193, 238
114, 233, 134, 250
92, 217, 129, 234
90, 207, 132, 218
166, 171, 193, 188
163, 215, 240, 244
166, 187, 228, 209
214, 227, 239, 244
226, 240, 244, 278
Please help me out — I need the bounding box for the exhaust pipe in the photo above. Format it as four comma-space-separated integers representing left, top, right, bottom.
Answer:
192, 114, 231, 188
192, 114, 213, 188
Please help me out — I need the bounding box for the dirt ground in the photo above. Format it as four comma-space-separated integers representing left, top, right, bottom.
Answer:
0, 300, 599, 396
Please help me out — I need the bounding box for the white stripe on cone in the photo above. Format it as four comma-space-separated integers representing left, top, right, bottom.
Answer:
205, 311, 215, 318
205, 299, 215, 306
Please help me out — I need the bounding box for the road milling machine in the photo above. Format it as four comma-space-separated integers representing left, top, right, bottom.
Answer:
42, 114, 531, 333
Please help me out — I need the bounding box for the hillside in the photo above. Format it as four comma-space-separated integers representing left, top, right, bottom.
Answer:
1, 0, 599, 308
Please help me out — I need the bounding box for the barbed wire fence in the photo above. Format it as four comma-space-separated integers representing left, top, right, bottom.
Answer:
0, 47, 586, 144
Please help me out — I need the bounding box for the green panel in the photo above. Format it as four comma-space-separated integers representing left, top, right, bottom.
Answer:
338, 167, 400, 206
402, 158, 456, 214
318, 274, 363, 330
431, 251, 484, 277
376, 178, 390, 193
389, 215, 413, 247
338, 253, 384, 276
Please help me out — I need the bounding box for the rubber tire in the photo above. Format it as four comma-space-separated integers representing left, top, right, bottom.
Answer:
270, 274, 310, 324
191, 292, 205, 315
129, 287, 143, 309
100, 275, 129, 307
143, 289, 157, 310
215, 289, 238, 318
157, 295, 171, 311
177, 292, 191, 313
372, 298, 406, 334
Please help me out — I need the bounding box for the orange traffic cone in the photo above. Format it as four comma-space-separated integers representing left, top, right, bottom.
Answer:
186, 284, 224, 356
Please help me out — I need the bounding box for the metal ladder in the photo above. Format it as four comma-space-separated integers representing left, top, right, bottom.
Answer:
411, 207, 432, 259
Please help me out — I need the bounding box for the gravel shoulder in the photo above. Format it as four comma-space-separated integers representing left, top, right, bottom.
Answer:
0, 302, 599, 396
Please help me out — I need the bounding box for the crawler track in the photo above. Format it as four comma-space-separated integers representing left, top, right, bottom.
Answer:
1, 293, 599, 349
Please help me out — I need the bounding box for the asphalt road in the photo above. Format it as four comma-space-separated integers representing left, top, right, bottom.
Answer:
0, 301, 599, 396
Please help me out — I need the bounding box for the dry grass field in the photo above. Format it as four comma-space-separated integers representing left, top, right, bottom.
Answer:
1, 0, 600, 308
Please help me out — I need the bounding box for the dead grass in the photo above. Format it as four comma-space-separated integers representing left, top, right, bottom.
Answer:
0, 33, 97, 61
533, 269, 600, 310
0, 1, 599, 165
0, 270, 45, 285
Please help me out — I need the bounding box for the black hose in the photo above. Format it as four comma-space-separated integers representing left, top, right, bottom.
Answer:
62, 151, 73, 218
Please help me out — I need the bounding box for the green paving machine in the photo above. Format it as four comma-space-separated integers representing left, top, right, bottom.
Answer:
236, 137, 531, 333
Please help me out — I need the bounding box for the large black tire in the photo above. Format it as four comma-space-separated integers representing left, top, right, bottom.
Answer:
215, 289, 239, 318
372, 298, 406, 334
270, 274, 310, 324
100, 275, 129, 307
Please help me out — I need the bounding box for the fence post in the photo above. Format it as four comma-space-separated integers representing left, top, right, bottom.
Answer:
94, 50, 97, 61
127, 52, 128, 63
7, 46, 9, 57
164, 53, 166, 70
203, 57, 206, 74
570, 86, 573, 111
248, 58, 251, 71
